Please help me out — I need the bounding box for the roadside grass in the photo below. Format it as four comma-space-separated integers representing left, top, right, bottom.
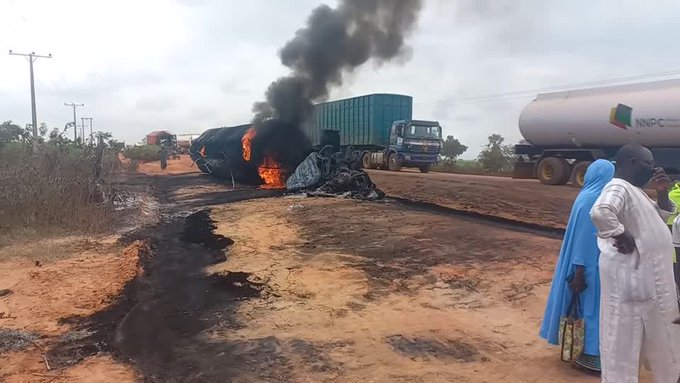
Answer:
0, 142, 122, 241
432, 159, 513, 177
122, 145, 161, 162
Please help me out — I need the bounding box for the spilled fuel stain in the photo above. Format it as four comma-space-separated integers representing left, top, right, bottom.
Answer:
181, 210, 235, 252
49, 209, 264, 382
207, 272, 263, 300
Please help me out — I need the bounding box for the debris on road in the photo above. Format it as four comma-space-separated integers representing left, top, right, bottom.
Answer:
0, 328, 38, 353
284, 193, 307, 199
287, 145, 385, 200
287, 203, 305, 211
386, 334, 479, 362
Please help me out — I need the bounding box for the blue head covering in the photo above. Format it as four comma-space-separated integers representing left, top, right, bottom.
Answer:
581, 159, 616, 195
539, 159, 614, 356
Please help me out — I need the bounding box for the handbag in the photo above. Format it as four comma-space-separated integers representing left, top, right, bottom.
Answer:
559, 294, 585, 364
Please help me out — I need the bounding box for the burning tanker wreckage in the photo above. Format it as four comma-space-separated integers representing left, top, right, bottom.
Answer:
189, 0, 423, 200
189, 120, 310, 189
189, 122, 385, 200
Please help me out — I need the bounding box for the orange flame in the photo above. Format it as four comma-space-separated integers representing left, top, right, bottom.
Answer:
258, 154, 287, 189
241, 127, 287, 188
241, 127, 256, 161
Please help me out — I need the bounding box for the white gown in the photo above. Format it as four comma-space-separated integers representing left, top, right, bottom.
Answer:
591, 178, 680, 383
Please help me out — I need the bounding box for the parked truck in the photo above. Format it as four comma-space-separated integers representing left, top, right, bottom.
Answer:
303, 94, 443, 173
514, 79, 680, 187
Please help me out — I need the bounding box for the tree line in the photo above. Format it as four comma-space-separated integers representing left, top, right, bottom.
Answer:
440, 133, 515, 173
0, 120, 123, 151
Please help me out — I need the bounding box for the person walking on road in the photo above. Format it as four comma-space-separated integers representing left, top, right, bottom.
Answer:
590, 143, 680, 383
160, 147, 168, 171
539, 159, 615, 372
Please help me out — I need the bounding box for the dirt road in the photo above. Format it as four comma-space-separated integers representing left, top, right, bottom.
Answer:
368, 170, 579, 229
0, 161, 656, 382
205, 197, 591, 382
134, 156, 578, 230
135, 156, 579, 230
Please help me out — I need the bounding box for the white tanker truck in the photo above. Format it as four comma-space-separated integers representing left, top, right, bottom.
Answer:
514, 78, 680, 187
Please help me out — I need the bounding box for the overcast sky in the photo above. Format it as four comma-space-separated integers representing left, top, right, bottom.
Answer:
2, 0, 680, 158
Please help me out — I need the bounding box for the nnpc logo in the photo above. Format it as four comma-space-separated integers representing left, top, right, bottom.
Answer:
610, 103, 632, 129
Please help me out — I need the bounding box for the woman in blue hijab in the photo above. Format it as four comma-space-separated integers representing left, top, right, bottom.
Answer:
539, 159, 615, 371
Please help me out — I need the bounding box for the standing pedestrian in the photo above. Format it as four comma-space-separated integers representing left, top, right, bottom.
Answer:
668, 182, 680, 290
673, 212, 680, 295
540, 159, 615, 371
160, 147, 168, 171
590, 143, 680, 383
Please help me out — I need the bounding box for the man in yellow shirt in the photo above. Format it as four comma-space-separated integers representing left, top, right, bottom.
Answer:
673, 213, 680, 292
669, 182, 680, 289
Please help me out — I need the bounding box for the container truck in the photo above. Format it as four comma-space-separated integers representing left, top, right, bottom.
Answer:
303, 94, 443, 173
145, 130, 177, 147
514, 79, 680, 187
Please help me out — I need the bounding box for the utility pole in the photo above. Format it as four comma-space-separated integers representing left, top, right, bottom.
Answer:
9, 50, 52, 152
64, 103, 84, 142
83, 117, 93, 145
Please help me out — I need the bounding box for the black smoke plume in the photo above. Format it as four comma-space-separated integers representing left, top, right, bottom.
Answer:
253, 0, 424, 126
190, 0, 423, 186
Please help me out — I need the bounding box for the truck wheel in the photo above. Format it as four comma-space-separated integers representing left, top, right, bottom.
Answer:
388, 153, 402, 171
419, 164, 431, 173
362, 152, 372, 169
570, 161, 592, 188
537, 157, 570, 185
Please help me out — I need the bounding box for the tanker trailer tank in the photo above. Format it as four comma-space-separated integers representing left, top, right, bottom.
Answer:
514, 78, 680, 187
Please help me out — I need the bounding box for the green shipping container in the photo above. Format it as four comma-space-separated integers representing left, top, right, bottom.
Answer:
304, 94, 413, 147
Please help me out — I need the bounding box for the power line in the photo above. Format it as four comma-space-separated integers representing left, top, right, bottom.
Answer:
9, 50, 52, 152
64, 103, 84, 142
416, 69, 680, 107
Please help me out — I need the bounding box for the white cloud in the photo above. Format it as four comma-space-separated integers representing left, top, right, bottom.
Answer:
2, 0, 680, 155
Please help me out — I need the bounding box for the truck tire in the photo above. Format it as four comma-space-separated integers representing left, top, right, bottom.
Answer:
388, 152, 402, 171
537, 157, 570, 185
570, 161, 592, 188
419, 164, 431, 173
362, 152, 372, 169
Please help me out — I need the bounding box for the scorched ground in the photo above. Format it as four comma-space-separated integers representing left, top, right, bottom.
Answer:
1, 162, 638, 382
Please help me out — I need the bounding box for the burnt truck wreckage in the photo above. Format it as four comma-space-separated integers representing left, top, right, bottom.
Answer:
287, 145, 385, 200
188, 0, 423, 199
189, 123, 384, 199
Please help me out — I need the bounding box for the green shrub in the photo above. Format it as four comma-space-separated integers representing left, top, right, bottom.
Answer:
432, 158, 511, 176
122, 145, 161, 162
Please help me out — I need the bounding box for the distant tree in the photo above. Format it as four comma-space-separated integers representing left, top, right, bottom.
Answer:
441, 135, 468, 160
108, 139, 125, 152
477, 134, 515, 172
23, 123, 50, 143
47, 127, 74, 146
94, 131, 112, 144
93, 131, 124, 151
39, 123, 48, 138
0, 121, 29, 145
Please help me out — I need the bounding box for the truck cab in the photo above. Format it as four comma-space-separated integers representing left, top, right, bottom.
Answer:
306, 94, 443, 173
388, 120, 442, 173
